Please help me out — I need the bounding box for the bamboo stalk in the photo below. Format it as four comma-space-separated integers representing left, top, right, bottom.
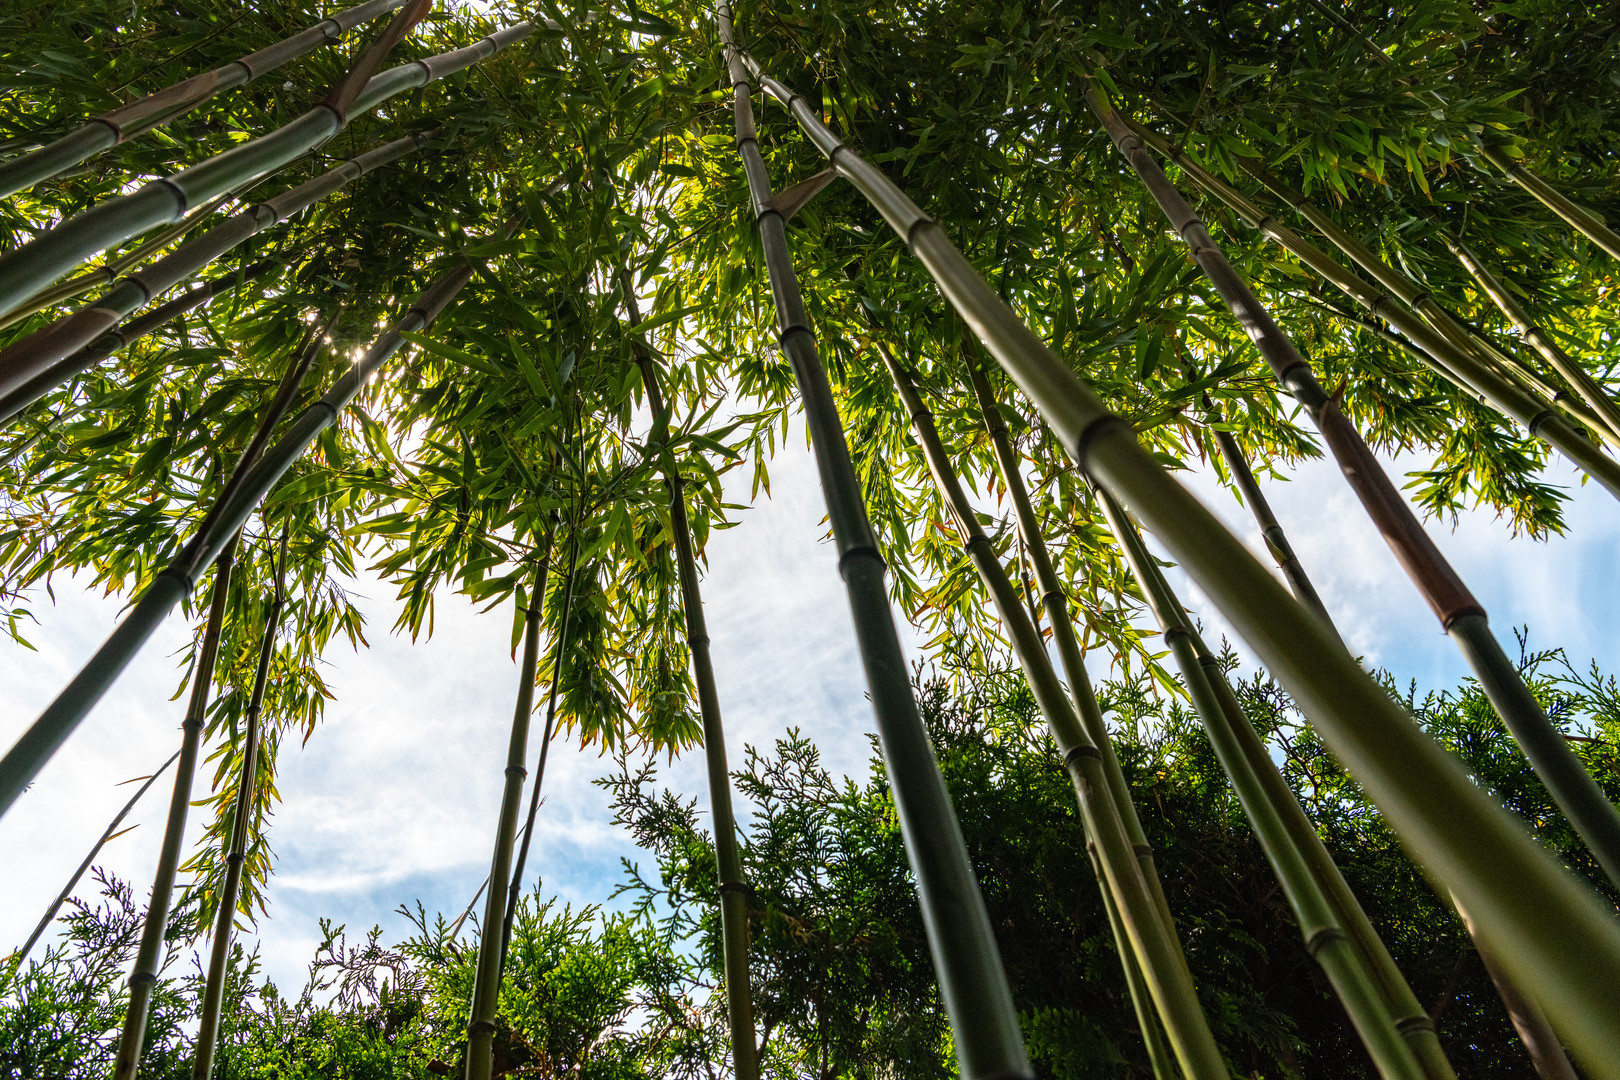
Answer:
883, 347, 1227, 1080
0, 0, 416, 200
1446, 237, 1620, 446
960, 351, 1177, 1080
716, 11, 1031, 1078
464, 556, 550, 1080
0, 259, 278, 429
110, 536, 238, 1080
1232, 156, 1613, 445
0, 218, 509, 819
1105, 106, 1620, 501
622, 269, 760, 1080
497, 531, 579, 977
1115, 114, 1620, 888
735, 45, 1620, 1073
1476, 144, 1620, 263
191, 535, 289, 1080
1096, 487, 1448, 1080
0, 133, 430, 416
1453, 899, 1581, 1080
115, 291, 334, 1080
0, 24, 534, 320
3, 751, 179, 972
0, 183, 246, 335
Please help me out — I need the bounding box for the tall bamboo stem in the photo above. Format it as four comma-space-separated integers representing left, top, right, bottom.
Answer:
1446, 237, 1620, 445
110, 538, 237, 1080
883, 347, 1227, 1080
191, 537, 289, 1080
0, 24, 532, 321
961, 352, 1178, 1080
1, 259, 278, 430
1476, 145, 1620, 264
734, 45, 1620, 1072
464, 556, 550, 1080
1231, 156, 1612, 445
0, 133, 429, 417
498, 534, 579, 976
716, 11, 1031, 1078
1115, 114, 1620, 888
0, 0, 415, 200
623, 270, 759, 1080
0, 218, 509, 818
1096, 487, 1449, 1080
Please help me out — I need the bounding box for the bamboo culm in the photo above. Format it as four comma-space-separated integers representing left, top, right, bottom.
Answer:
1232, 155, 1616, 449
1117, 114, 1620, 889
119, 298, 332, 1080
0, 23, 533, 321
192, 541, 289, 1080
716, 11, 1032, 1079
960, 356, 1177, 1080
1446, 236, 1620, 446
737, 44, 1620, 1074
1121, 115, 1620, 501
464, 557, 551, 1080
0, 182, 250, 335
623, 271, 760, 1080
0, 224, 505, 820
0, 0, 415, 200
110, 537, 238, 1080
0, 133, 431, 417
5, 750, 179, 972
1476, 144, 1620, 264
497, 534, 580, 977
1096, 487, 1451, 1080
1, 260, 278, 429
882, 348, 1227, 1080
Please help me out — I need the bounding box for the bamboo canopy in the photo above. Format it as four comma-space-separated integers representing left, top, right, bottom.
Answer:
5, 1, 1620, 1077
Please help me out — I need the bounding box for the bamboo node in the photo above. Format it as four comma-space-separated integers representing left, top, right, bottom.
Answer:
1302, 926, 1347, 956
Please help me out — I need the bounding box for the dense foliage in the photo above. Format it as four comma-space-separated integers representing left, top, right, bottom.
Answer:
7, 658, 1617, 1078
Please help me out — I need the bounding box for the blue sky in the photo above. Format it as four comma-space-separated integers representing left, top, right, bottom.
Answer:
5, 417, 1619, 996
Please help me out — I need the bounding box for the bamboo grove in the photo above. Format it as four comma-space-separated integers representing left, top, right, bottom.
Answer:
2, 0, 1619, 1076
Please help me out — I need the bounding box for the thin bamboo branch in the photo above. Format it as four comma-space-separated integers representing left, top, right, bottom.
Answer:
0, 0, 415, 200
1295, 0, 1620, 262
0, 216, 511, 819
464, 555, 550, 1080
0, 132, 432, 418
3, 751, 179, 972
737, 44, 1620, 1075
884, 347, 1226, 1080
1114, 113, 1620, 889
0, 24, 534, 320
1446, 236, 1620, 446
716, 11, 1031, 1079
622, 267, 759, 1080
192, 532, 289, 1080
2, 259, 276, 457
